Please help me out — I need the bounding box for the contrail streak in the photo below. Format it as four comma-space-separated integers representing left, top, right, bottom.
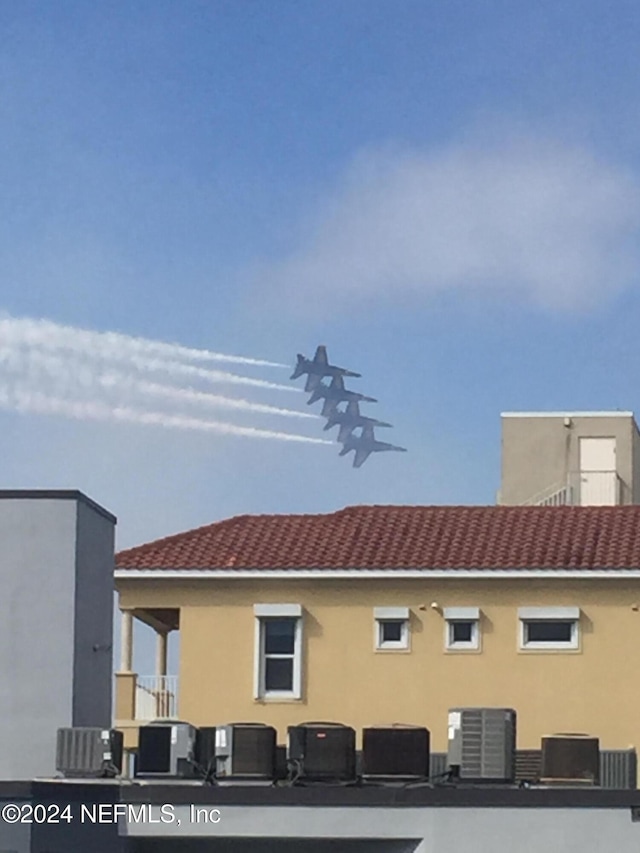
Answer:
0, 388, 333, 444
109, 377, 318, 419
125, 355, 298, 392
0, 347, 313, 420
0, 343, 297, 394
0, 314, 287, 367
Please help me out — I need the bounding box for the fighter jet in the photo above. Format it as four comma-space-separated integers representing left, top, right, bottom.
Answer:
291, 345, 361, 393
324, 400, 393, 443
307, 375, 377, 418
338, 424, 407, 468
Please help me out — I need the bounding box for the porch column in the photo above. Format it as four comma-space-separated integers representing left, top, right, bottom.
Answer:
120, 610, 133, 672
156, 630, 168, 677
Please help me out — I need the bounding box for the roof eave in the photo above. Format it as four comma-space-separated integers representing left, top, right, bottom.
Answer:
114, 568, 640, 580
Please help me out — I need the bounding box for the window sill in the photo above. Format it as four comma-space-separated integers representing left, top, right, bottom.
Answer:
254, 696, 304, 704
518, 646, 581, 654
445, 646, 482, 654
374, 646, 411, 653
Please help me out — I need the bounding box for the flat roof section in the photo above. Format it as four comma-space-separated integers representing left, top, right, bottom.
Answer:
501, 412, 635, 419
0, 489, 117, 524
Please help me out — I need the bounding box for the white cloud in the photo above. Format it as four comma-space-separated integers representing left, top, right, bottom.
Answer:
264, 134, 640, 312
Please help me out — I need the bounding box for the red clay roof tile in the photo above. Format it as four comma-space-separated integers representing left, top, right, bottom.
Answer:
115, 505, 640, 572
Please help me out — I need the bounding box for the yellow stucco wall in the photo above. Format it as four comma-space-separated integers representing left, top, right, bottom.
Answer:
117, 577, 640, 751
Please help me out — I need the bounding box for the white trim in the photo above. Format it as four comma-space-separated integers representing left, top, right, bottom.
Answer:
253, 603, 302, 618
443, 607, 480, 620
518, 606, 579, 620
373, 606, 410, 620
501, 411, 634, 418
115, 568, 640, 580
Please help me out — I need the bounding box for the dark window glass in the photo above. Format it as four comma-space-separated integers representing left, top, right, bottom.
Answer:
526, 620, 573, 643
265, 657, 294, 691
381, 620, 403, 643
451, 621, 473, 643
264, 619, 296, 654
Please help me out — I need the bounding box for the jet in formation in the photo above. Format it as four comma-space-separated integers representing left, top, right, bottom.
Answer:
291, 345, 406, 467
307, 374, 377, 418
338, 423, 408, 469
290, 345, 361, 393
324, 400, 392, 443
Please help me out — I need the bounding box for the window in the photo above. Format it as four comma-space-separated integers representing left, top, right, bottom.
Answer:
518, 607, 580, 650
254, 604, 302, 698
374, 607, 410, 650
444, 607, 480, 650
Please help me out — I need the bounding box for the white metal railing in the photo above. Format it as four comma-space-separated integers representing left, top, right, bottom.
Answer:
523, 470, 622, 507
523, 481, 573, 507
135, 675, 178, 720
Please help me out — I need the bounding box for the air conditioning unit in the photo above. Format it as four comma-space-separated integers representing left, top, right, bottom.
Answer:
515, 750, 542, 784
287, 722, 356, 782
447, 708, 517, 782
56, 728, 123, 778
136, 722, 197, 778
362, 726, 430, 780
215, 723, 277, 781
540, 734, 600, 785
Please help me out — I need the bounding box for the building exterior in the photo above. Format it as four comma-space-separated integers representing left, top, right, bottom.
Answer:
115, 504, 640, 756
499, 411, 640, 506
0, 490, 116, 780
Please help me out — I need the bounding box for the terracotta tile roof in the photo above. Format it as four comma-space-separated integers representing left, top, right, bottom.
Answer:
115, 505, 640, 572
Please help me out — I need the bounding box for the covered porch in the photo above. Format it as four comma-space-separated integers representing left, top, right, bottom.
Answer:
114, 607, 180, 749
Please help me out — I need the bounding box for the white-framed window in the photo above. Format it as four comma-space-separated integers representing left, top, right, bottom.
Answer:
518, 607, 580, 650
374, 607, 410, 650
253, 604, 302, 699
444, 607, 480, 650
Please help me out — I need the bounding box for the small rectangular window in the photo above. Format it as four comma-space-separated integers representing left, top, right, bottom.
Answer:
446, 620, 479, 650
518, 608, 580, 650
444, 607, 480, 651
374, 608, 410, 650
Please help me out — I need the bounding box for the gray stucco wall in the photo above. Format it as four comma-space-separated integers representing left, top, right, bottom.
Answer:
72, 499, 115, 728
122, 804, 640, 853
0, 492, 116, 780
0, 499, 77, 780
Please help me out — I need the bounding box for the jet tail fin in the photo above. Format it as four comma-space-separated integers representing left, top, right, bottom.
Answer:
290, 354, 306, 380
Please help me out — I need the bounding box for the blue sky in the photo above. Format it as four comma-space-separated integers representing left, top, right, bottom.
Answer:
3, 2, 640, 572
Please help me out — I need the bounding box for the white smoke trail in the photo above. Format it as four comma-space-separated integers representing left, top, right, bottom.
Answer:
0, 343, 297, 394
0, 314, 287, 367
0, 346, 314, 419
0, 387, 332, 444
106, 377, 318, 419
125, 354, 298, 392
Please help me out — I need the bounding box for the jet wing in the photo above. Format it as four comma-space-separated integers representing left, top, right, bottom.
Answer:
314, 346, 328, 365
337, 423, 356, 443
304, 374, 323, 393
353, 447, 372, 468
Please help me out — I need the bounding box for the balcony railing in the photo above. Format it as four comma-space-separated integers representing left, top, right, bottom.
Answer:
524, 470, 622, 507
135, 675, 178, 721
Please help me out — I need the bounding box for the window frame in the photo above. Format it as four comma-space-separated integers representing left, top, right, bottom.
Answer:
253, 604, 303, 700
443, 607, 481, 651
518, 607, 580, 651
374, 607, 410, 651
